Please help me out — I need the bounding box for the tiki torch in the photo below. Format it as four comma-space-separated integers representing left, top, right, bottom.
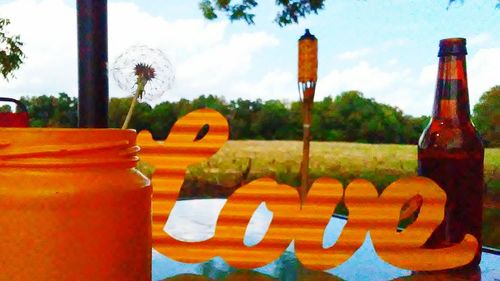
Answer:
298, 29, 318, 207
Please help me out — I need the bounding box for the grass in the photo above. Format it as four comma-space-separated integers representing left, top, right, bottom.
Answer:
184, 141, 498, 193
147, 141, 500, 248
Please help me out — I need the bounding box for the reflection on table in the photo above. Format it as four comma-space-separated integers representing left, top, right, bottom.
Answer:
152, 199, 499, 281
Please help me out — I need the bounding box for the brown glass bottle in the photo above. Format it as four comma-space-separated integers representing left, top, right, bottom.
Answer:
418, 38, 484, 268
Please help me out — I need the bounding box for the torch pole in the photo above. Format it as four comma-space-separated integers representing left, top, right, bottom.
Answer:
300, 90, 313, 207
297, 28, 317, 207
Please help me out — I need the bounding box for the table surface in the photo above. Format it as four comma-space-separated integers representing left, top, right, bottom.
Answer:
152, 199, 499, 281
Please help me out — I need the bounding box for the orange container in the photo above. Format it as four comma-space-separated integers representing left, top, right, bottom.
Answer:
0, 128, 151, 280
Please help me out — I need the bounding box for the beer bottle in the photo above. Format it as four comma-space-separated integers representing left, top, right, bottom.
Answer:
418, 38, 484, 268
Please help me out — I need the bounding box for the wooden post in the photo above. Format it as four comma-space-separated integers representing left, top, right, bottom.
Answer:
300, 89, 314, 207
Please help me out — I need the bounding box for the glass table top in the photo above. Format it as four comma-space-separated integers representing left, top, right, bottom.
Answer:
152, 199, 499, 281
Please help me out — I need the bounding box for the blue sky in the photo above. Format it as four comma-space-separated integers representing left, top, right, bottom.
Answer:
0, 0, 498, 116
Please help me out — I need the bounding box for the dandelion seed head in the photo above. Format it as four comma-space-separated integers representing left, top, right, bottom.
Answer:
111, 45, 175, 102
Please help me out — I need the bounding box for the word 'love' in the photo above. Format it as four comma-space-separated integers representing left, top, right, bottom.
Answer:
137, 109, 477, 272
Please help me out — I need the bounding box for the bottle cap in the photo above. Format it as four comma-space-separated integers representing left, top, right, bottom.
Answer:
438, 38, 467, 57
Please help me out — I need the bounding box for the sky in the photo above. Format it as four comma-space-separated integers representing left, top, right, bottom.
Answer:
0, 0, 498, 116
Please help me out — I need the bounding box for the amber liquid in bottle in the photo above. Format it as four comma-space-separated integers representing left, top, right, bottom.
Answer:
418, 38, 484, 268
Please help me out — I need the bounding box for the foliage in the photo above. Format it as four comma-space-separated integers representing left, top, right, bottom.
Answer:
18, 91, 432, 144
251, 100, 292, 139
473, 85, 500, 147
19, 89, 499, 148
19, 93, 77, 127
148, 101, 177, 140
199, 0, 499, 26
449, 0, 500, 9
108, 97, 153, 132
0, 18, 25, 80
0, 104, 12, 112
317, 91, 428, 144
199, 0, 325, 26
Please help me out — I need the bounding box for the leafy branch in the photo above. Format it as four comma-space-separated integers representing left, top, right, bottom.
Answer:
199, 0, 499, 26
0, 18, 25, 80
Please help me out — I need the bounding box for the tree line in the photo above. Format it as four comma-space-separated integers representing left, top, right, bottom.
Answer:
1, 87, 497, 146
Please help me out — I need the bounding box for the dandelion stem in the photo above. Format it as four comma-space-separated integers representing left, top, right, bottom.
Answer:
122, 77, 146, 129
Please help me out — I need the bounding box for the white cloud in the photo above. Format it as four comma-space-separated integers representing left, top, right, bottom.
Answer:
315, 61, 439, 116
176, 32, 279, 88
0, 1, 497, 119
416, 47, 500, 111
0, 0, 78, 96
336, 48, 371, 60
382, 38, 410, 48
229, 70, 295, 101
418, 63, 436, 86
0, 0, 279, 105
468, 33, 492, 47
317, 61, 403, 98
108, 2, 228, 57
468, 47, 500, 105
387, 59, 399, 66
107, 2, 279, 101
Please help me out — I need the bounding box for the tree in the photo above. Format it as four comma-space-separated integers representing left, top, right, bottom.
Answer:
449, 0, 500, 9
0, 104, 12, 113
199, 0, 499, 26
47, 93, 78, 127
0, 18, 25, 80
19, 93, 77, 127
313, 91, 427, 144
199, 0, 325, 26
251, 100, 291, 139
149, 101, 177, 140
228, 98, 265, 139
192, 94, 229, 115
473, 86, 500, 147
108, 97, 153, 132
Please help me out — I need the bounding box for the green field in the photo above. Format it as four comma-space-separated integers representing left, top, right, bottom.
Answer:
148, 141, 499, 248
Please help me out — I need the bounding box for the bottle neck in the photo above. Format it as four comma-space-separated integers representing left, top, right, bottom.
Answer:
432, 55, 471, 123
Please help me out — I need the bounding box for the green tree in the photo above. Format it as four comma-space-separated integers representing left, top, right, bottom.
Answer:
192, 94, 229, 115
288, 101, 303, 140
312, 96, 340, 141
316, 91, 427, 144
47, 93, 78, 127
109, 97, 152, 132
149, 101, 177, 140
20, 93, 77, 127
0, 104, 12, 112
20, 95, 54, 127
228, 98, 251, 139
15, 92, 432, 144
403, 115, 429, 144
108, 97, 130, 128
228, 98, 264, 139
0, 18, 25, 80
251, 100, 291, 139
199, 0, 325, 26
174, 98, 194, 118
473, 86, 500, 147
199, 0, 499, 26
